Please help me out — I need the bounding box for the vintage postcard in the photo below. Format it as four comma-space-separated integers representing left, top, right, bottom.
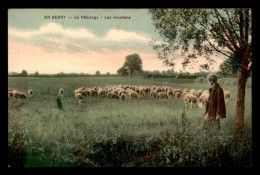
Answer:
8, 8, 252, 167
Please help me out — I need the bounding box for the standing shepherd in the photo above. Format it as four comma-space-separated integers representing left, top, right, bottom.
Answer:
204, 74, 226, 133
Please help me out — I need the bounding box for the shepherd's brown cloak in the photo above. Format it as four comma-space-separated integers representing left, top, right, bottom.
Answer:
205, 83, 226, 119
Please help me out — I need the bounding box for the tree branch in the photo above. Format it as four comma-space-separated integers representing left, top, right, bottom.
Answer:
205, 37, 236, 59
238, 9, 245, 48
245, 9, 249, 46
191, 19, 238, 58
197, 19, 237, 53
223, 9, 241, 43
215, 9, 241, 52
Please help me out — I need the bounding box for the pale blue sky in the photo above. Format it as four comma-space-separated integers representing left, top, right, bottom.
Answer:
8, 9, 163, 40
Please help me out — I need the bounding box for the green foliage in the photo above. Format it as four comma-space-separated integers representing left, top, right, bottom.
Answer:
34, 71, 39, 77
219, 57, 241, 76
148, 9, 252, 72
117, 66, 128, 76
8, 77, 252, 167
21, 70, 28, 77
95, 71, 101, 76
118, 53, 143, 77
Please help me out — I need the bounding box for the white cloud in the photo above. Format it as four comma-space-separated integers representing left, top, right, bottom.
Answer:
9, 22, 151, 43
104, 28, 149, 42
9, 22, 96, 39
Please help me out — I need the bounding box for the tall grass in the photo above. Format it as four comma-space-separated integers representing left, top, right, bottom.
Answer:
8, 77, 252, 167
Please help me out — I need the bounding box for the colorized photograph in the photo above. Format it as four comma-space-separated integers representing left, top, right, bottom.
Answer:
8, 8, 252, 167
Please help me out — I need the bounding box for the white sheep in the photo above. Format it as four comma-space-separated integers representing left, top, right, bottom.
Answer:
13, 90, 27, 99
97, 88, 106, 99
182, 88, 189, 93
137, 89, 145, 98
196, 89, 203, 98
189, 89, 197, 96
155, 87, 162, 93
224, 90, 231, 102
143, 87, 150, 95
150, 90, 157, 98
197, 92, 209, 108
59, 88, 64, 97
28, 89, 34, 99
120, 93, 127, 101
167, 89, 174, 98
8, 89, 15, 98
107, 92, 119, 99
175, 91, 182, 99
129, 91, 138, 99
75, 93, 83, 103
85, 88, 97, 98
157, 92, 168, 99
74, 87, 84, 95
183, 93, 198, 109
182, 91, 189, 98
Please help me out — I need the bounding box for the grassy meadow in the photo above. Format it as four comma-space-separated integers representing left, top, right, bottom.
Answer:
8, 76, 252, 167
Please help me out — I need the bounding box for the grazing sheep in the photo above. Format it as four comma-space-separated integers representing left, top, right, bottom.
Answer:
196, 89, 203, 97
151, 86, 157, 91
224, 90, 231, 102
155, 87, 162, 93
182, 91, 189, 98
59, 88, 64, 97
129, 91, 138, 99
117, 89, 125, 96
13, 90, 27, 99
28, 89, 34, 99
75, 88, 88, 98
157, 92, 168, 99
86, 88, 97, 98
190, 89, 198, 97
150, 90, 157, 98
175, 91, 182, 99
97, 88, 106, 99
182, 88, 189, 93
75, 93, 83, 103
107, 92, 119, 99
8, 89, 15, 98
167, 90, 174, 98
120, 93, 127, 101
183, 93, 198, 109
75, 87, 85, 95
197, 92, 209, 108
143, 87, 150, 95
174, 88, 182, 94
137, 89, 145, 98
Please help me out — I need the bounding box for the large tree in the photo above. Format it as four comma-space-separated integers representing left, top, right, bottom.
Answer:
21, 69, 28, 77
123, 53, 143, 77
148, 8, 252, 142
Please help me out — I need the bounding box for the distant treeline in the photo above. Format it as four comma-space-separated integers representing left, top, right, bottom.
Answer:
8, 71, 241, 79
142, 71, 239, 79
8, 72, 120, 78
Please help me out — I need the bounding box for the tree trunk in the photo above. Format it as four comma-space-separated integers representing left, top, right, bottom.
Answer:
234, 58, 249, 142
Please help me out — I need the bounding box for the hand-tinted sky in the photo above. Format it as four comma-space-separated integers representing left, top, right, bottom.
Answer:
8, 9, 224, 74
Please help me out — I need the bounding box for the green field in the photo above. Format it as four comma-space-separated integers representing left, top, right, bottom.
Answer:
8, 77, 252, 167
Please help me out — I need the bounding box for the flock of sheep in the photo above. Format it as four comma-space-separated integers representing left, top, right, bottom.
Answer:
8, 85, 231, 109
73, 85, 231, 108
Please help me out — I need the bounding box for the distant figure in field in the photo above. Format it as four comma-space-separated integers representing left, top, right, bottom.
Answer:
204, 74, 226, 132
